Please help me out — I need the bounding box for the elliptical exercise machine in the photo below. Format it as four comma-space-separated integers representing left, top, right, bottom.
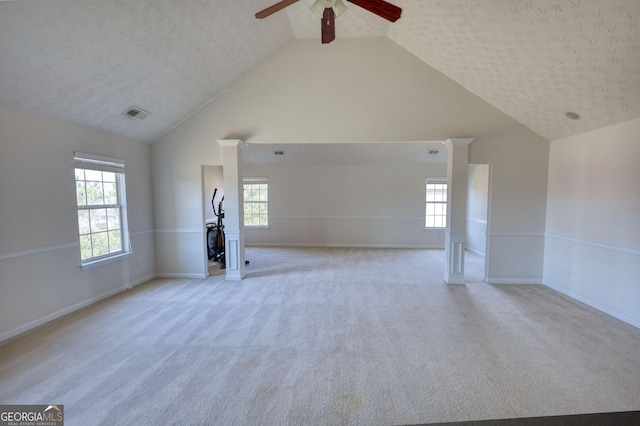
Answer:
206, 188, 226, 268
206, 188, 249, 270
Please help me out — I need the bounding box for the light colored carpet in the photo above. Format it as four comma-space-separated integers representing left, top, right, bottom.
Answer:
1, 247, 639, 425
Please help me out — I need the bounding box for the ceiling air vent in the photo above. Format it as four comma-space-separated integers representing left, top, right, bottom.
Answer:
274, 150, 284, 156
122, 107, 150, 121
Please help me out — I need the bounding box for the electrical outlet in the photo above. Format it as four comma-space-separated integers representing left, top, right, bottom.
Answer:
565, 268, 571, 277
136, 259, 141, 268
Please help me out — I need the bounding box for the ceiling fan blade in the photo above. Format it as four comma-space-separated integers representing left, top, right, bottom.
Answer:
321, 8, 336, 44
346, 0, 402, 22
255, 0, 300, 19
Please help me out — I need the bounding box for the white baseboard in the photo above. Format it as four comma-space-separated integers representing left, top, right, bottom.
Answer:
156, 273, 208, 279
543, 279, 640, 330
246, 243, 444, 249
465, 247, 485, 256
485, 278, 542, 285
0, 274, 156, 344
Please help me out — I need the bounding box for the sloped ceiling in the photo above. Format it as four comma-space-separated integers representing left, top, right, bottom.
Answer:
0, 0, 639, 143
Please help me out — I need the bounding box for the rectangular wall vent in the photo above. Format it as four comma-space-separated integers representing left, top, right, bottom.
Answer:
122, 107, 150, 121
428, 150, 440, 155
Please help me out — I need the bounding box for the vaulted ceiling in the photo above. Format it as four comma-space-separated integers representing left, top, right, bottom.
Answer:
1, 0, 638, 143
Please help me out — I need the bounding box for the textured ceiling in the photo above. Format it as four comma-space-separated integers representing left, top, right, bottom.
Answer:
389, 0, 640, 141
1, 0, 639, 145
0, 0, 292, 142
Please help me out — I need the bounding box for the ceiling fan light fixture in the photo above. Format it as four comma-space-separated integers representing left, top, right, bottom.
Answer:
310, 0, 347, 18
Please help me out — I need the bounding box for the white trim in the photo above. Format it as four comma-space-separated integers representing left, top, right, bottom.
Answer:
465, 247, 485, 256
73, 152, 125, 166
444, 138, 476, 147
485, 278, 543, 285
269, 216, 425, 221
0, 273, 156, 344
466, 217, 487, 225
543, 279, 640, 330
80, 252, 131, 270
0, 242, 79, 262
154, 228, 204, 234
130, 229, 155, 237
487, 232, 545, 237
0, 230, 153, 262
545, 233, 640, 256
246, 243, 444, 249
156, 273, 208, 279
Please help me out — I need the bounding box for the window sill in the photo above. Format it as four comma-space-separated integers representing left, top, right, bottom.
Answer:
80, 252, 131, 270
245, 226, 270, 230
423, 227, 446, 231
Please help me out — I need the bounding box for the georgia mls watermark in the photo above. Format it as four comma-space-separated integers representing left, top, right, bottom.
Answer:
0, 405, 63, 426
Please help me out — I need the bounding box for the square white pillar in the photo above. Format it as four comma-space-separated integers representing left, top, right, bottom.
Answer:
442, 138, 475, 284
218, 139, 247, 280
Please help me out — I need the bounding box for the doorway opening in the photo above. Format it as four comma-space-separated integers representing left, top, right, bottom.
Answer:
465, 164, 490, 282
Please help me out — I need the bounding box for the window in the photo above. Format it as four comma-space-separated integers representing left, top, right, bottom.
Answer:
74, 153, 129, 264
243, 177, 268, 227
425, 178, 447, 228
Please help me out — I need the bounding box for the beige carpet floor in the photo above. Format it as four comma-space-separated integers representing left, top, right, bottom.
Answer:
1, 247, 639, 425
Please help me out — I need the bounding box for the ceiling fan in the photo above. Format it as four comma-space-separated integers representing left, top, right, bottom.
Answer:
255, 0, 402, 44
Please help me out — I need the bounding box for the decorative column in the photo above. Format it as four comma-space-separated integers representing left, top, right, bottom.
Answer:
442, 138, 475, 284
217, 139, 247, 280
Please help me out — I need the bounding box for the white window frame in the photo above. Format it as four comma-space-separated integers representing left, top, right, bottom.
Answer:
74, 153, 130, 268
243, 177, 269, 228
425, 177, 447, 229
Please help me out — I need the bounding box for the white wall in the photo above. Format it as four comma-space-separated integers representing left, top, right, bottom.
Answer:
469, 129, 549, 284
544, 117, 640, 328
244, 163, 446, 248
466, 164, 489, 256
152, 38, 549, 282
0, 105, 155, 342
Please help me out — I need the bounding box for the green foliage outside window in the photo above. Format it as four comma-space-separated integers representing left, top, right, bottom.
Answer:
75, 167, 124, 261
244, 182, 268, 227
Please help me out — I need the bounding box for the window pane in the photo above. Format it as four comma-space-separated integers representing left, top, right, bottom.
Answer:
107, 208, 120, 230
108, 230, 122, 252
426, 179, 447, 228
243, 182, 268, 228
426, 204, 435, 215
85, 170, 102, 181
104, 182, 117, 204
80, 235, 92, 260
90, 208, 108, 232
426, 187, 435, 202
76, 181, 87, 206
425, 216, 435, 228
86, 181, 104, 205
75, 158, 128, 264
92, 232, 109, 257
259, 185, 268, 201
78, 210, 90, 235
